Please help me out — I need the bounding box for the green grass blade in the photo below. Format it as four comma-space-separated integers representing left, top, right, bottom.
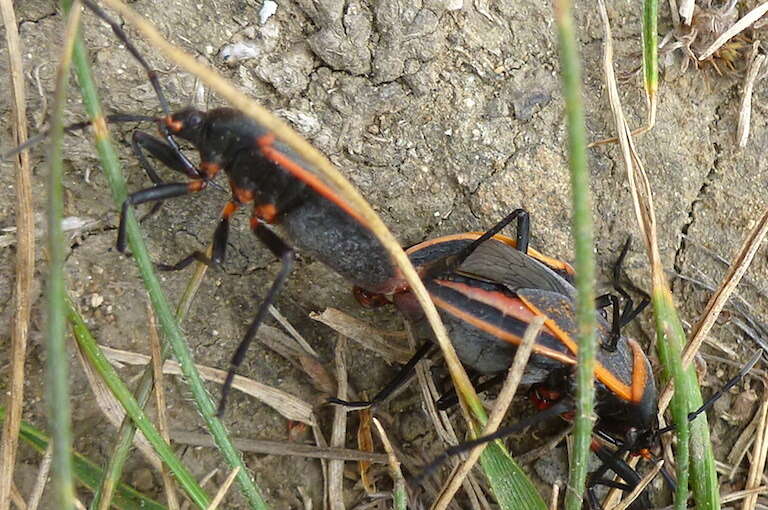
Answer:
478, 442, 546, 510
642, 0, 658, 110
90, 246, 209, 509
653, 289, 689, 510
60, 1, 268, 506
46, 5, 81, 509
0, 407, 166, 510
553, 1, 596, 508
66, 298, 211, 508
654, 288, 718, 510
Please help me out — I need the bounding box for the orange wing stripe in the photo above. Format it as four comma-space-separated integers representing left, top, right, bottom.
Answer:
431, 295, 578, 367
406, 232, 574, 275
517, 295, 634, 402
629, 339, 648, 403
256, 135, 368, 227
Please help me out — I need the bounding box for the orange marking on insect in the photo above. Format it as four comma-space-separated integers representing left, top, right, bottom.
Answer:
187, 180, 206, 192
164, 116, 183, 133
406, 232, 575, 275
255, 133, 368, 227
221, 201, 239, 220
517, 295, 635, 402
629, 339, 648, 403
254, 203, 279, 223
435, 280, 552, 329
200, 161, 222, 179
230, 183, 255, 204
430, 295, 578, 367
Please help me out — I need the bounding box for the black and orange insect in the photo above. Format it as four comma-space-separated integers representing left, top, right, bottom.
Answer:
362, 216, 762, 508
331, 212, 657, 509
28, 0, 431, 416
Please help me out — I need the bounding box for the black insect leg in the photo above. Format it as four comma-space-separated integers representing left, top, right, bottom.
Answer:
657, 350, 763, 434
435, 373, 505, 410
130, 130, 208, 223
416, 398, 574, 483
426, 209, 530, 279
81, 0, 199, 178
611, 239, 650, 329
597, 239, 651, 351
155, 201, 237, 271
587, 444, 650, 510
595, 293, 622, 351
328, 342, 434, 408
117, 180, 207, 253
217, 219, 295, 417
132, 131, 202, 182
456, 208, 530, 263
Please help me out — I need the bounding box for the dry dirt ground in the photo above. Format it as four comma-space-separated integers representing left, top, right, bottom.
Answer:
1, 0, 767, 508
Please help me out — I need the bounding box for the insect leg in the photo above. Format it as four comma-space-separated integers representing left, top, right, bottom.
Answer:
117, 180, 207, 253
455, 208, 530, 265
155, 201, 238, 271
81, 0, 199, 177
217, 218, 295, 417
328, 342, 434, 408
435, 373, 505, 410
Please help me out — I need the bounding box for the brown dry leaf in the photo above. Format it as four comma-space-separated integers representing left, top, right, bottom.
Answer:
357, 407, 376, 495
311, 308, 411, 364
100, 344, 317, 426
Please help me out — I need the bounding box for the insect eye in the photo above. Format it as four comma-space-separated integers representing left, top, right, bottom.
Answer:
188, 112, 203, 128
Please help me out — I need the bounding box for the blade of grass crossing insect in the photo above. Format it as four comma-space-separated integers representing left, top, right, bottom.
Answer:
66, 298, 211, 508
0, 407, 167, 510
553, 1, 597, 509
652, 288, 690, 510
46, 5, 82, 510
642, 0, 658, 121
58, 1, 268, 507
654, 290, 718, 510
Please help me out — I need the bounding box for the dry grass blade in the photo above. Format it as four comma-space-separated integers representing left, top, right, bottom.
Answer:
0, 1, 36, 509
549, 483, 561, 510
597, 0, 660, 260
679, 0, 695, 25
328, 336, 348, 510
257, 324, 336, 396
405, 325, 483, 510
698, 2, 768, 60
73, 342, 162, 470
372, 417, 407, 510
311, 309, 411, 364
658, 208, 768, 414
431, 317, 545, 510
100, 344, 317, 425
728, 403, 761, 479
147, 301, 179, 510
269, 306, 319, 358
742, 383, 768, 510
681, 209, 768, 369
205, 466, 240, 510
607, 460, 663, 510
723, 487, 768, 504
738, 43, 765, 148
170, 430, 389, 463
27, 445, 53, 510
10, 484, 26, 510
357, 408, 375, 495
601, 456, 641, 509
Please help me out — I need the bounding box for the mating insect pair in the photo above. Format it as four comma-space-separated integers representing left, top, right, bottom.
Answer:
7, 3, 747, 509
331, 211, 657, 510
340, 214, 762, 509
